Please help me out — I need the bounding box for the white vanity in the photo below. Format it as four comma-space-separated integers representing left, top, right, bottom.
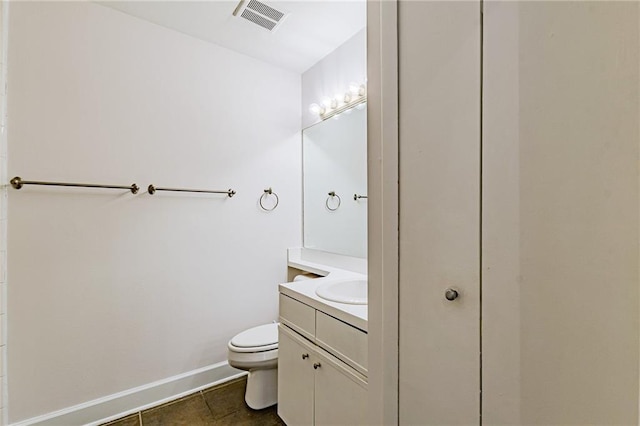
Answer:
280, 89, 369, 425
277, 249, 368, 425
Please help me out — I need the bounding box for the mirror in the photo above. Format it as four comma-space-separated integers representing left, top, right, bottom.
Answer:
303, 106, 367, 258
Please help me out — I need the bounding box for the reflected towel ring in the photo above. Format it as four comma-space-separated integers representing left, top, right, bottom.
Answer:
326, 191, 341, 211
260, 187, 279, 211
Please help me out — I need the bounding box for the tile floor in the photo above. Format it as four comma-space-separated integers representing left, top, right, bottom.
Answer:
102, 377, 285, 426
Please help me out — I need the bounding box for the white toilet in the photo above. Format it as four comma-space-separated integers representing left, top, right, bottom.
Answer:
227, 322, 279, 410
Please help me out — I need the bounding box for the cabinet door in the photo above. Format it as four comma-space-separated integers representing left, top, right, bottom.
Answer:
314, 349, 368, 426
398, 1, 481, 424
278, 325, 315, 426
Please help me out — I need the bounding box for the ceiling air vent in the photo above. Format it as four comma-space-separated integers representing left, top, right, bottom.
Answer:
233, 0, 288, 32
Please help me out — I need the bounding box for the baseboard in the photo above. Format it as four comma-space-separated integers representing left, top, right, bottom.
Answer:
11, 361, 246, 426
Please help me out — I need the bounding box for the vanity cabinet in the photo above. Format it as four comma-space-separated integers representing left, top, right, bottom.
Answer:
278, 294, 368, 425
278, 326, 315, 425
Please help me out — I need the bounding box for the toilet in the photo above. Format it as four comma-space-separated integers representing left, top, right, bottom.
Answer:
227, 322, 279, 410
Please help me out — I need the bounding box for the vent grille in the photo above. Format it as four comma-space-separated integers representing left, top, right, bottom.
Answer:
234, 0, 287, 32
247, 0, 284, 22
240, 9, 277, 31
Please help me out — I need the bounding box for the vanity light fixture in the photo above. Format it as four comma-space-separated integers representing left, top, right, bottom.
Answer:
309, 83, 366, 121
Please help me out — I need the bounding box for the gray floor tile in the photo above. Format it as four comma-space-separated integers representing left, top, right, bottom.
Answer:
141, 394, 215, 426
100, 377, 284, 426
212, 405, 285, 426
203, 377, 285, 426
202, 377, 248, 420
101, 413, 140, 426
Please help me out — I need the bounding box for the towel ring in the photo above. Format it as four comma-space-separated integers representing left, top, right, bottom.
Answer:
326, 191, 341, 211
260, 187, 279, 211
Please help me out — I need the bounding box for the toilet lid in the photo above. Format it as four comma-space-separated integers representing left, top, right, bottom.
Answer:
231, 323, 278, 348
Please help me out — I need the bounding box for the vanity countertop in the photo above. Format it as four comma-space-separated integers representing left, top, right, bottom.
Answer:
279, 248, 368, 332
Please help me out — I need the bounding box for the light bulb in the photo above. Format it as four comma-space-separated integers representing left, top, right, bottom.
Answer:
330, 98, 338, 109
349, 83, 360, 95
358, 84, 366, 96
309, 103, 322, 115
322, 97, 332, 108
343, 92, 352, 103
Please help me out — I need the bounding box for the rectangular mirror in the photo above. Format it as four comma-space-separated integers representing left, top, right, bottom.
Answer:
303, 105, 367, 258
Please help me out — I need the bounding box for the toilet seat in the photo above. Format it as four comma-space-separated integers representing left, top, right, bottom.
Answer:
228, 323, 278, 353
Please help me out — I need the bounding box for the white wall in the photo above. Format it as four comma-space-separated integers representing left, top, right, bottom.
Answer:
301, 29, 366, 129
6, 2, 301, 423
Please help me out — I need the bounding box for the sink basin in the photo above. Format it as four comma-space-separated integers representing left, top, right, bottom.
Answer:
315, 280, 367, 305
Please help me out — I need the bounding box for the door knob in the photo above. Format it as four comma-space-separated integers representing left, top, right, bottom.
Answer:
445, 288, 459, 301
313, 362, 321, 369
302, 353, 309, 360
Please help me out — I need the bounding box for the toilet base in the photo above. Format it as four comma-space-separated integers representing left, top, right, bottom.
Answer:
245, 368, 278, 410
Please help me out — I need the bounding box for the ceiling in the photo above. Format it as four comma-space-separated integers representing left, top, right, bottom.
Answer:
98, 0, 366, 74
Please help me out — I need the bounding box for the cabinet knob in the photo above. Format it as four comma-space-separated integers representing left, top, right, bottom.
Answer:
302, 353, 309, 360
445, 288, 459, 301
313, 362, 321, 369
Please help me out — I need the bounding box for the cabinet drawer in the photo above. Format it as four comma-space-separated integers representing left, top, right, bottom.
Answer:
279, 294, 315, 341
315, 311, 368, 375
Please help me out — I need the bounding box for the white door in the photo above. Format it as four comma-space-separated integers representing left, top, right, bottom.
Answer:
398, 1, 482, 424
482, 2, 640, 424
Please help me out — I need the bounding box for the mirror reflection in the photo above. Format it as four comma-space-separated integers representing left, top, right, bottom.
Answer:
303, 105, 367, 258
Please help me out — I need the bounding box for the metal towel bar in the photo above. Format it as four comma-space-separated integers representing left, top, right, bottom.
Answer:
10, 176, 139, 194
147, 184, 236, 197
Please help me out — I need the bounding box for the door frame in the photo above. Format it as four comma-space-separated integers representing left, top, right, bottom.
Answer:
366, 1, 399, 424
